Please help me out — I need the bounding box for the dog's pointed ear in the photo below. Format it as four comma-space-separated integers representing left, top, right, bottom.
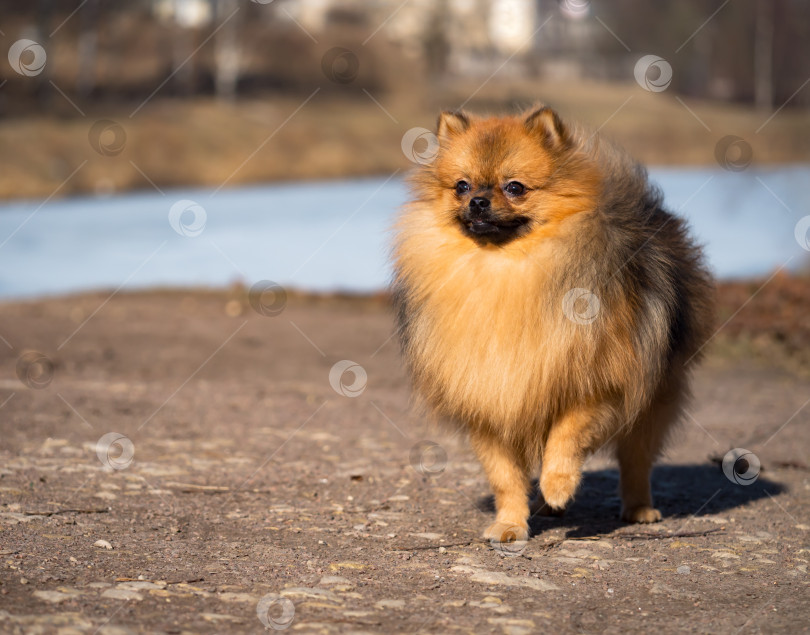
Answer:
523, 105, 569, 150
437, 110, 471, 143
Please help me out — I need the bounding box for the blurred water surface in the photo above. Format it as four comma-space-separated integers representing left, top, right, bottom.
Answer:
0, 165, 808, 299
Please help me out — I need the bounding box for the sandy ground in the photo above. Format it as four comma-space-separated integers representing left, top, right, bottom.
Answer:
0, 288, 809, 634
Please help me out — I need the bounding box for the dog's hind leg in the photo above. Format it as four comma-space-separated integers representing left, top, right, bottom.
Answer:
617, 377, 685, 523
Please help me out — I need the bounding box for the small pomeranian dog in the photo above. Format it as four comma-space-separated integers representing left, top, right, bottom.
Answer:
392, 105, 714, 543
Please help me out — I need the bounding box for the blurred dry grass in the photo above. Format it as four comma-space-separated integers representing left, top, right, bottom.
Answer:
712, 272, 810, 376
1, 77, 808, 200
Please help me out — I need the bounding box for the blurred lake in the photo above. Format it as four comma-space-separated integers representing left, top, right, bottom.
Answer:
0, 165, 808, 299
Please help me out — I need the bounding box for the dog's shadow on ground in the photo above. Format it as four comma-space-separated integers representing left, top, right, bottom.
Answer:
476, 463, 785, 538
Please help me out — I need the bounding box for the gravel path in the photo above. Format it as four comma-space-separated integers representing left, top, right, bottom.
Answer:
0, 291, 808, 634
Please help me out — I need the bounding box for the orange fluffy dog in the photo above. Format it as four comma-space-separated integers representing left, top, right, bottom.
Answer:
392, 105, 714, 543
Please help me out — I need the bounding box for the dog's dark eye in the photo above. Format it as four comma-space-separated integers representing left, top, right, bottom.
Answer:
504, 181, 526, 196
455, 180, 470, 195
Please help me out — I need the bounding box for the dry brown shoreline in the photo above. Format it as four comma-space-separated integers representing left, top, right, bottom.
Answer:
5, 272, 807, 372
2, 79, 808, 201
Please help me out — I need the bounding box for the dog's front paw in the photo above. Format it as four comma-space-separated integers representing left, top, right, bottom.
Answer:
540, 471, 580, 510
621, 505, 662, 524
483, 520, 529, 544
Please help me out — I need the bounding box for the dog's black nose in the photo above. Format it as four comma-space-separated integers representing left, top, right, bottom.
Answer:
469, 197, 491, 214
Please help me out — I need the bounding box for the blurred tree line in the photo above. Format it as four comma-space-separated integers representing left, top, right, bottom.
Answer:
0, 0, 807, 116
593, 0, 808, 109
